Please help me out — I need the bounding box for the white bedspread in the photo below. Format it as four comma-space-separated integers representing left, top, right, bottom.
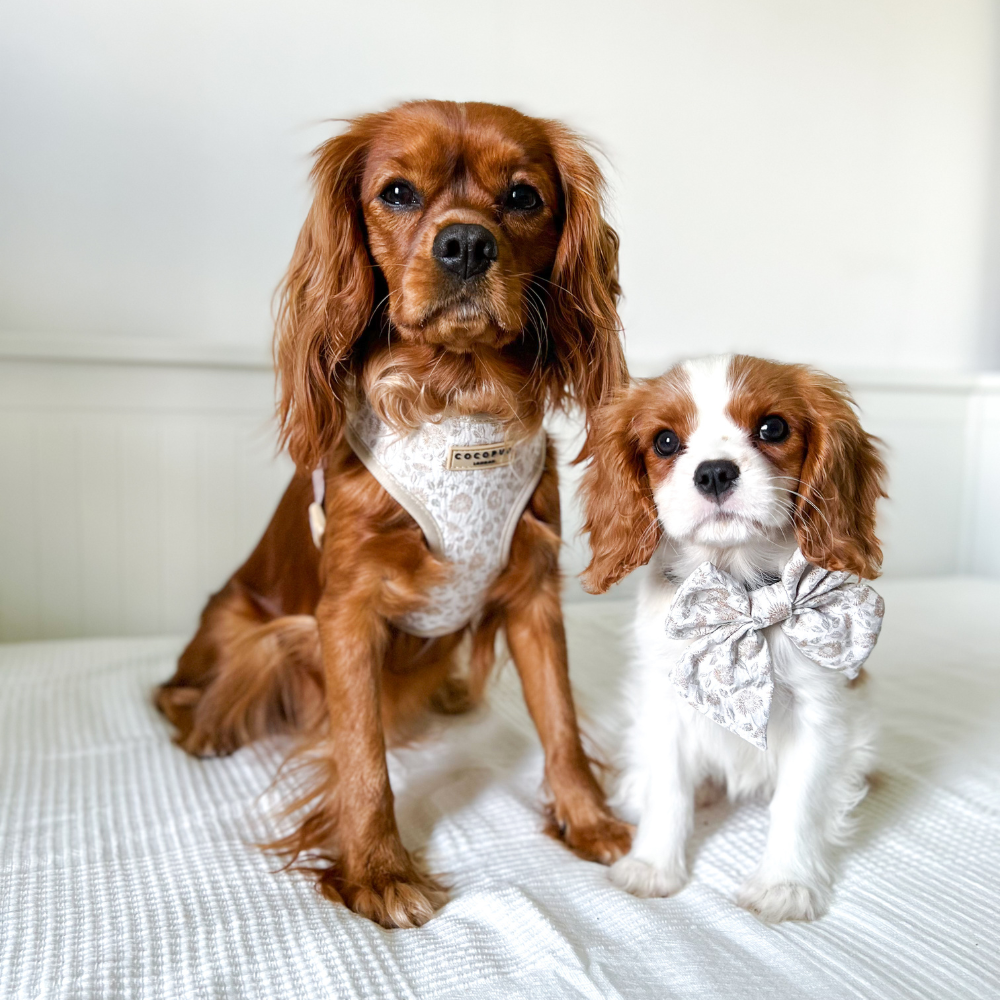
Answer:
1, 578, 998, 999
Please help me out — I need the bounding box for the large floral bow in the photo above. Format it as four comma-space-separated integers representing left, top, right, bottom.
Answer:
664, 549, 884, 749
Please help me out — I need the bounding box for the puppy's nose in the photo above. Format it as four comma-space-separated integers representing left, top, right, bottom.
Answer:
694, 459, 740, 499
432, 223, 498, 281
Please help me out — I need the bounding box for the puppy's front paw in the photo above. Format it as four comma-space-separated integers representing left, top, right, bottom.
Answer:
737, 878, 826, 922
610, 855, 687, 898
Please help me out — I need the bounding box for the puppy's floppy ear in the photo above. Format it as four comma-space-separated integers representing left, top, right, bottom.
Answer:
580, 390, 661, 594
794, 371, 888, 579
275, 118, 378, 472
542, 122, 627, 456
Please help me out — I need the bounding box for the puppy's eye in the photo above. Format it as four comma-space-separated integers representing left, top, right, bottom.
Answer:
653, 429, 681, 457
758, 415, 790, 443
379, 181, 419, 208
503, 184, 542, 212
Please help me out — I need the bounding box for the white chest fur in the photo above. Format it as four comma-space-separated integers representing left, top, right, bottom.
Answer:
610, 544, 877, 921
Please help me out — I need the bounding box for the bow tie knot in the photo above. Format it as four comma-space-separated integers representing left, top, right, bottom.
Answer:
747, 580, 793, 629
664, 550, 884, 749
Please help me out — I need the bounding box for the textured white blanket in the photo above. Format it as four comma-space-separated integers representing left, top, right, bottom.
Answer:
1, 579, 998, 999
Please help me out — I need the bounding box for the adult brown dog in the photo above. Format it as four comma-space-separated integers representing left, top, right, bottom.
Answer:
157, 100, 632, 928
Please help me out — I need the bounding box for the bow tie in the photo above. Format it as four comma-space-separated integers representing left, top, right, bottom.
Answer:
664, 549, 884, 749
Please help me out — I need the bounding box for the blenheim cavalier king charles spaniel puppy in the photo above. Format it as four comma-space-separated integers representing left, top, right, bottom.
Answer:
156, 101, 632, 928
581, 355, 887, 922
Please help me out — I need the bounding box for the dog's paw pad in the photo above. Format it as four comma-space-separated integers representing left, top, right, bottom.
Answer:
338, 872, 448, 929
351, 879, 446, 929
737, 879, 824, 922
610, 856, 686, 897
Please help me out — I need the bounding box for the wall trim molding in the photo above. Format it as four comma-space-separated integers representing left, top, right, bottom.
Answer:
3, 333, 1000, 392
0, 332, 272, 371
628, 355, 1000, 394
835, 368, 1000, 393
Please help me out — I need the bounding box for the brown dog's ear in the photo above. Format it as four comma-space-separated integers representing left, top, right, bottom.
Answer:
794, 372, 888, 579
275, 120, 377, 472
580, 391, 661, 593
542, 123, 628, 456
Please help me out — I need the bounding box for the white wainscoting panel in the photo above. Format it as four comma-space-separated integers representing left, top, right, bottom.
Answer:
0, 347, 293, 640
849, 372, 1000, 580
852, 381, 971, 578
1, 335, 998, 640
963, 388, 1000, 577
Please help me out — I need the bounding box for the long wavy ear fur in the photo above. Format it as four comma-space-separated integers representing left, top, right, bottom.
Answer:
275, 119, 378, 472
542, 123, 627, 458
794, 371, 887, 579
579, 391, 661, 593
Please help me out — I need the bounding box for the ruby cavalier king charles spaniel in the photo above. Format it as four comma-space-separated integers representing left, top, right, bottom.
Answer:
157, 101, 632, 928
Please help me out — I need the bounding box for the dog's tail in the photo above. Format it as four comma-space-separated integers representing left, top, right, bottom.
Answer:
156, 583, 325, 757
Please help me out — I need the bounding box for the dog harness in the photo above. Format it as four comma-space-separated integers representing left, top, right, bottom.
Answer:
664, 549, 884, 749
310, 401, 547, 637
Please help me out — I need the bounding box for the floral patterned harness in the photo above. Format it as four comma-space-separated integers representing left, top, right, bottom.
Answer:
310, 401, 547, 637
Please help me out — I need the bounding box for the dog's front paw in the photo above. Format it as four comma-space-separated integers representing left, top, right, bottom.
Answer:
610, 855, 687, 897
320, 860, 449, 929
550, 807, 633, 865
737, 877, 826, 922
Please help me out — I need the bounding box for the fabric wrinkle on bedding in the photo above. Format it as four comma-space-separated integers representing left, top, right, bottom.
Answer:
0, 579, 997, 999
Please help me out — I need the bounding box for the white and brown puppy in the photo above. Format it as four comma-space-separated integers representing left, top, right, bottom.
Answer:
580, 354, 887, 922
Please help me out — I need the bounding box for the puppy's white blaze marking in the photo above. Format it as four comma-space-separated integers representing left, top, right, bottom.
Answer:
655, 353, 787, 549
681, 354, 740, 454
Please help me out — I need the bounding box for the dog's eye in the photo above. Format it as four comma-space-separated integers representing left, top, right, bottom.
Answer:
653, 429, 681, 457
758, 415, 790, 443
503, 184, 542, 212
379, 181, 419, 208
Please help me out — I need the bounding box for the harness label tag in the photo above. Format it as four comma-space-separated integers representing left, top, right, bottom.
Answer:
446, 443, 513, 470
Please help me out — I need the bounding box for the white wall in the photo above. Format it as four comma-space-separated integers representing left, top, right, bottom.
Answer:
2, 2, 999, 639
1, 0, 997, 374
0, 342, 293, 640
981, 1, 1000, 368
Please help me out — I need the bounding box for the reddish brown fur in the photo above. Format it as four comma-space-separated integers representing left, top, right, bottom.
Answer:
157, 101, 630, 928
726, 355, 886, 579
274, 101, 625, 472
580, 356, 887, 594
580, 369, 696, 592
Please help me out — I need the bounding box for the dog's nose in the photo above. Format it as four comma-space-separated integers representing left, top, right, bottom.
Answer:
432, 224, 498, 280
694, 459, 740, 499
